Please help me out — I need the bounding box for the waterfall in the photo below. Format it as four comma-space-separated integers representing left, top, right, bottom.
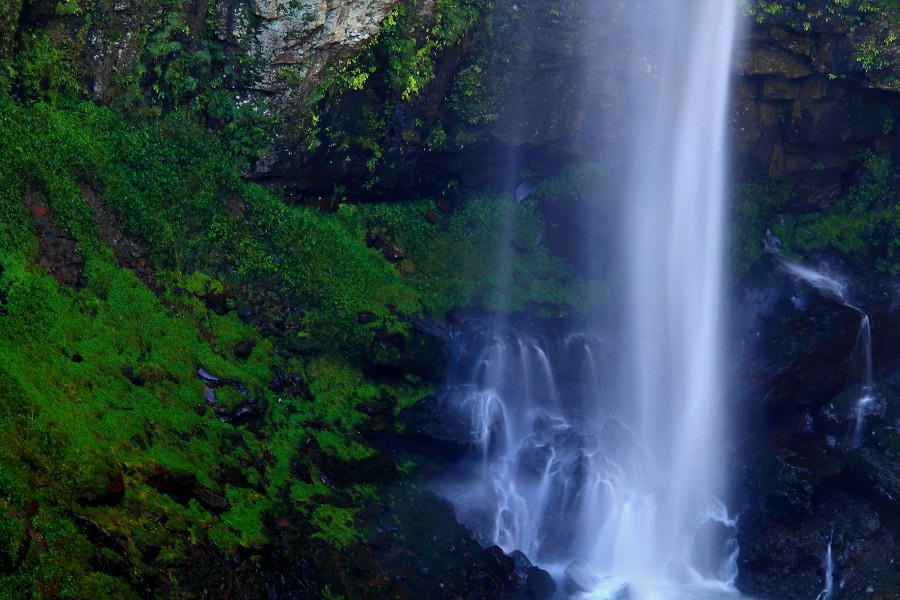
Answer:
436, 1, 745, 598
601, 0, 741, 594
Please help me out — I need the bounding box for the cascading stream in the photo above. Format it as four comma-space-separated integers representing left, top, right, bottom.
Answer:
777, 257, 876, 447
815, 536, 835, 600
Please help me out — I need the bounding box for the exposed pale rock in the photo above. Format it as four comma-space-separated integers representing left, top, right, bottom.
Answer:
220, 0, 398, 95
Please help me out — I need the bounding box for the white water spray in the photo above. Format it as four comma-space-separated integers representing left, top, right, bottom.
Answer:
438, 1, 746, 598
597, 0, 741, 595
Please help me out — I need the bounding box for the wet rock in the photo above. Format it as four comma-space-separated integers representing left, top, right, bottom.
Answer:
735, 254, 863, 412
0, 269, 8, 317
268, 365, 312, 401
201, 289, 231, 316
147, 466, 197, 505
786, 168, 845, 212
397, 393, 475, 461
147, 465, 229, 514
225, 398, 266, 426
485, 545, 515, 575
738, 46, 815, 78
120, 365, 146, 387
365, 317, 444, 375
357, 311, 377, 325
72, 514, 128, 557
197, 368, 267, 425
738, 491, 897, 600
192, 486, 230, 515
522, 566, 556, 599
304, 435, 397, 485
77, 471, 125, 507
843, 448, 900, 526
24, 189, 85, 288
233, 340, 255, 360
366, 232, 406, 263
762, 438, 844, 523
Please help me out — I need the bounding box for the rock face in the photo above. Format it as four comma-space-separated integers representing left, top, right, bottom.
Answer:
48, 0, 899, 201
70, 0, 397, 104
733, 253, 900, 599
243, 0, 899, 203
216, 0, 397, 95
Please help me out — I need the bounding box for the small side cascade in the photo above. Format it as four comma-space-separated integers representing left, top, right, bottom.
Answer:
851, 315, 874, 448
436, 322, 613, 566
815, 535, 835, 600
776, 257, 876, 447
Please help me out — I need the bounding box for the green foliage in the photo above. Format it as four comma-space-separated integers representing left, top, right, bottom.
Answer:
732, 177, 795, 271
309, 505, 360, 549
856, 31, 898, 71
734, 152, 899, 274
742, 0, 900, 76
0, 3, 597, 594
446, 60, 501, 125
0, 1, 22, 56
354, 193, 590, 313
6, 31, 82, 104
302, 0, 494, 184
743, 0, 898, 25
777, 153, 897, 271
0, 64, 587, 590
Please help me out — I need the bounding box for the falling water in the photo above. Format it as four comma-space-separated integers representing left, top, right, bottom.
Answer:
602, 0, 741, 595
815, 536, 834, 600
851, 315, 874, 448
437, 1, 745, 598
777, 258, 875, 448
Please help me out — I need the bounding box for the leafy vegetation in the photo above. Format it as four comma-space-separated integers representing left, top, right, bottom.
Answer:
732, 152, 898, 273
0, 0, 593, 594
300, 0, 495, 189
742, 0, 900, 78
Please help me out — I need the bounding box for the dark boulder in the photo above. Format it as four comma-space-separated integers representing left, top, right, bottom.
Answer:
268, 365, 312, 401
24, 189, 85, 288
72, 514, 128, 557
197, 368, 266, 425
843, 448, 900, 529
192, 486, 231, 515
233, 340, 255, 360
397, 393, 477, 462
120, 365, 146, 387
146, 465, 230, 514
522, 566, 557, 600
76, 471, 125, 507
735, 254, 866, 413
737, 491, 898, 600
366, 232, 406, 263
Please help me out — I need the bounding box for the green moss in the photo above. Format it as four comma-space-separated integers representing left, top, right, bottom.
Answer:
309, 504, 360, 550
732, 176, 794, 272
0, 1, 22, 57
0, 4, 593, 594
353, 193, 590, 313
301, 0, 494, 184
732, 152, 898, 274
